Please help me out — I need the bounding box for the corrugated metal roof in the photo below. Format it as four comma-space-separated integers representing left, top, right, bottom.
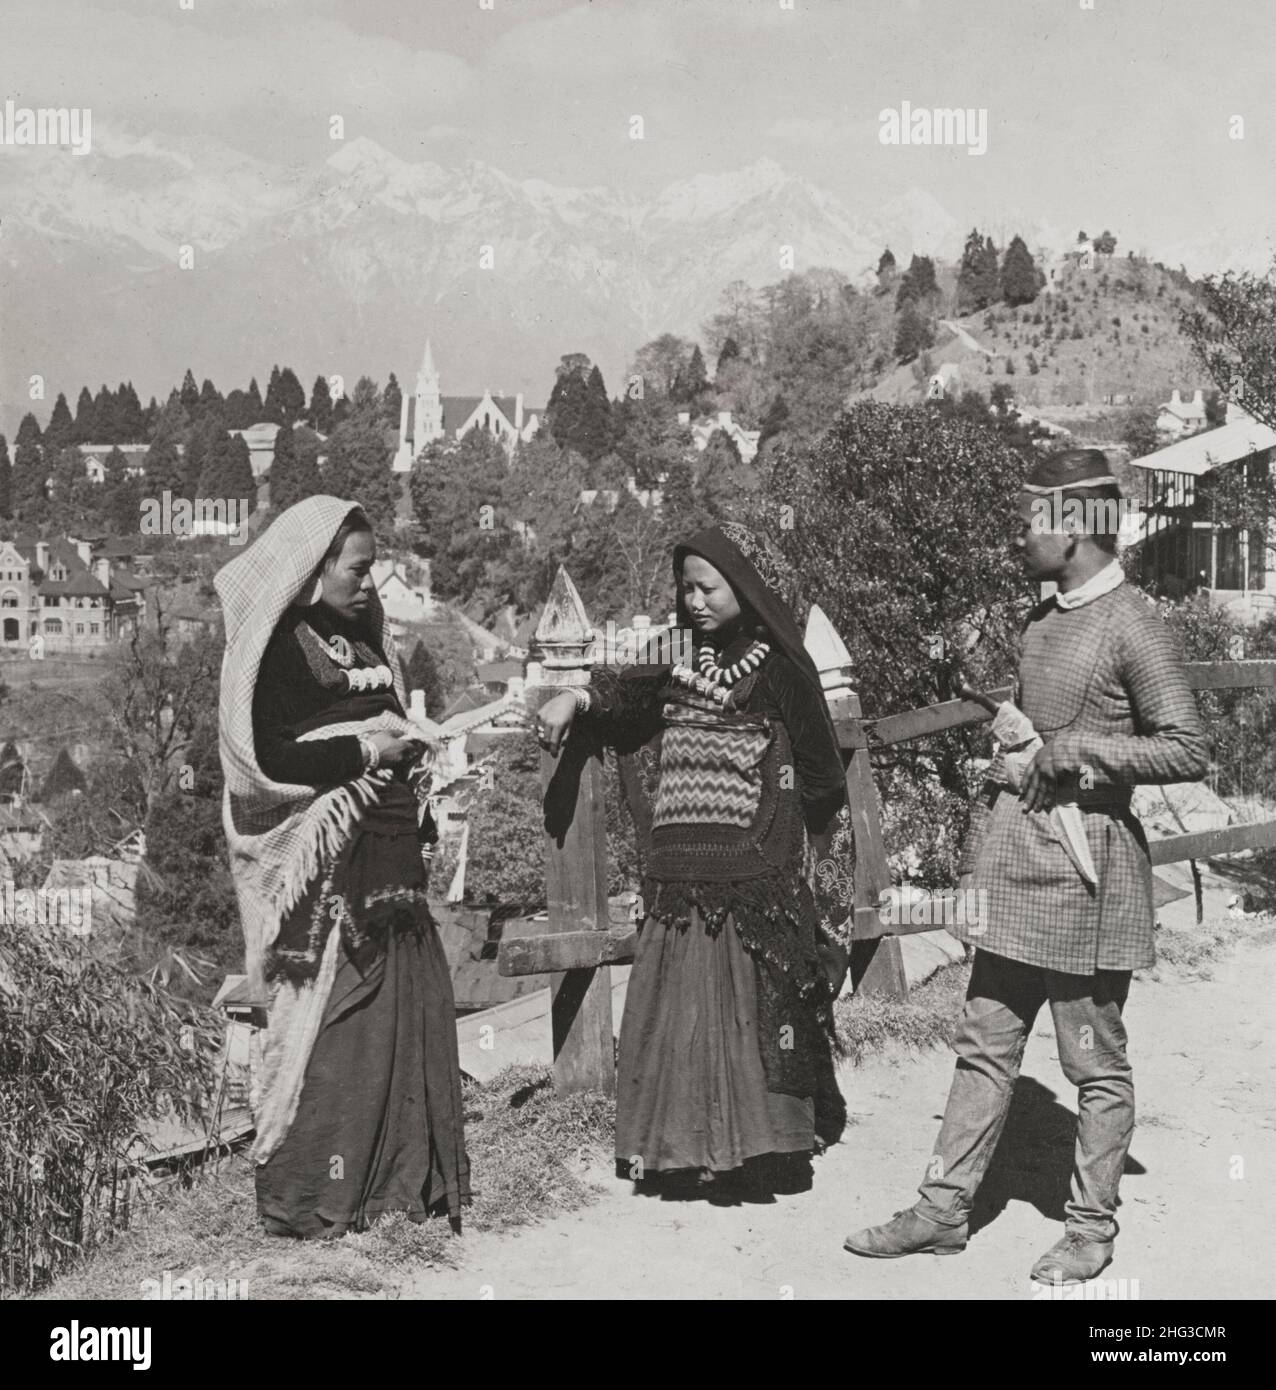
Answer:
1130, 418, 1276, 478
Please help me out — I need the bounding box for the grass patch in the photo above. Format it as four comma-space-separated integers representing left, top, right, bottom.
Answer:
465, 1066, 615, 1233
834, 957, 971, 1066
32, 1065, 615, 1301
1146, 915, 1253, 981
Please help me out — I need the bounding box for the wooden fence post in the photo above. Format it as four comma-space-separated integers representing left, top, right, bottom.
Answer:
525, 567, 616, 1095
805, 604, 906, 997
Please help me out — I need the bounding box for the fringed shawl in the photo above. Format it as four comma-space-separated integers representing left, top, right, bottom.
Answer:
214, 495, 437, 1162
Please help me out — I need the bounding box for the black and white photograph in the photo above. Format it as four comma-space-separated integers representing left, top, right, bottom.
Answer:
0, 0, 1272, 1351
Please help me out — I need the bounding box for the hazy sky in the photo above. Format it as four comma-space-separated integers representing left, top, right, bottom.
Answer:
5, 0, 1274, 262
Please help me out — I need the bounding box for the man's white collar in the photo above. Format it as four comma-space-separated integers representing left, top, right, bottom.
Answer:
1053, 559, 1124, 611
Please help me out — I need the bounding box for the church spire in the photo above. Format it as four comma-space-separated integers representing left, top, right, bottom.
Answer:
420, 338, 438, 385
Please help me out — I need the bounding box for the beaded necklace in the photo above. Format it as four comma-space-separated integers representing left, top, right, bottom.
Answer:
670, 638, 770, 706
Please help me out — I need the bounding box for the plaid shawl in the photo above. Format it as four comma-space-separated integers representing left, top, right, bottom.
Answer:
214, 495, 436, 1161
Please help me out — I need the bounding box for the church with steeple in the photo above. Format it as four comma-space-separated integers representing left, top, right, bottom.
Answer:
392, 338, 544, 472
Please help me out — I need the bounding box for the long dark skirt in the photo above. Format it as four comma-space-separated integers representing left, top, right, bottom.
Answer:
257, 789, 471, 1237
615, 906, 822, 1176
256, 912, 471, 1236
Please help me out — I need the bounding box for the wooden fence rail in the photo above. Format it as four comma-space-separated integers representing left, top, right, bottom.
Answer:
498, 568, 1276, 1093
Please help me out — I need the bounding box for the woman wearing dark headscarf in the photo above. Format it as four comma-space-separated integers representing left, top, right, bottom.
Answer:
537, 522, 855, 1192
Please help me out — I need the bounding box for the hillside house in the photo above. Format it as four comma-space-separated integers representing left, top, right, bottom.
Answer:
676, 409, 761, 464
77, 442, 150, 483
578, 475, 664, 512
1128, 400, 1276, 621
371, 558, 434, 621
1157, 388, 1209, 441
0, 537, 146, 651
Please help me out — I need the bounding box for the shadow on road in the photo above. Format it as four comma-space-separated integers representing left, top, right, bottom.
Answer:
969, 1077, 1146, 1236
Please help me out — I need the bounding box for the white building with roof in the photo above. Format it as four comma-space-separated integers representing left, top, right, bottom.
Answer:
1128, 400, 1276, 620
392, 338, 544, 471
1156, 388, 1209, 441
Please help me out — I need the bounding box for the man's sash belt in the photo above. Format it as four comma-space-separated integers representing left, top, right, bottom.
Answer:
995, 781, 1133, 809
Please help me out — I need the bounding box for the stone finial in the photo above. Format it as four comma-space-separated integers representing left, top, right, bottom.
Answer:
804, 603, 854, 694
534, 567, 594, 685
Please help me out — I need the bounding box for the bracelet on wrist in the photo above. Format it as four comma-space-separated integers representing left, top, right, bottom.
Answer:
571, 686, 592, 713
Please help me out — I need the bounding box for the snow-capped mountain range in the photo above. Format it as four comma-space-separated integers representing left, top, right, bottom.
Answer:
0, 128, 1265, 433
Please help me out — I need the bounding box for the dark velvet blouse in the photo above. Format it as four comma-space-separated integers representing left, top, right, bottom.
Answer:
252, 606, 400, 787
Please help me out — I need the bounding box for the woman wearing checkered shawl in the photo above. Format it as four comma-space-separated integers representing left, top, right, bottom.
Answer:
537, 522, 855, 1195
215, 496, 470, 1238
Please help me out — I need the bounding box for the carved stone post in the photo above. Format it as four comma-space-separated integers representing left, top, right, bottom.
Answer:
527, 566, 615, 1093
804, 603, 905, 998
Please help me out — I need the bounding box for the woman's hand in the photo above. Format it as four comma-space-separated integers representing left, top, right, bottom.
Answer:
368, 731, 425, 766
536, 692, 579, 756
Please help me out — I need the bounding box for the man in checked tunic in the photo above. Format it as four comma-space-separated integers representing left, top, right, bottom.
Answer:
845, 449, 1208, 1284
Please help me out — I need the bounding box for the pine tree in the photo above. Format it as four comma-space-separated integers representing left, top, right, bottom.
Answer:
659, 453, 698, 521
12, 434, 48, 523
15, 412, 42, 449
674, 346, 709, 404
45, 393, 76, 453
268, 422, 320, 512
197, 378, 223, 419
1000, 235, 1039, 307
161, 387, 188, 433
179, 368, 200, 414
697, 428, 743, 520
223, 389, 251, 429
896, 254, 938, 309
222, 434, 256, 513
262, 365, 284, 424
0, 435, 11, 519
103, 445, 142, 534
184, 417, 223, 500
0, 740, 25, 797
41, 747, 88, 801
196, 426, 232, 500
547, 359, 612, 462
406, 641, 446, 716
308, 375, 334, 434
578, 365, 613, 461
73, 386, 95, 443
143, 432, 184, 499
547, 363, 590, 454
978, 235, 1000, 308
716, 337, 741, 374
278, 367, 305, 423
245, 377, 265, 423
383, 372, 403, 426
757, 394, 790, 452
957, 228, 1000, 315
118, 382, 146, 441
92, 384, 117, 443
895, 299, 934, 361
322, 390, 398, 536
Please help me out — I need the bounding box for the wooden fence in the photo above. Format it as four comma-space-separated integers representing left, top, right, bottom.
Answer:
498, 567, 1276, 1094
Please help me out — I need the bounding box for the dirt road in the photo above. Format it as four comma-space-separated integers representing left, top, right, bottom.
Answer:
403, 920, 1276, 1300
